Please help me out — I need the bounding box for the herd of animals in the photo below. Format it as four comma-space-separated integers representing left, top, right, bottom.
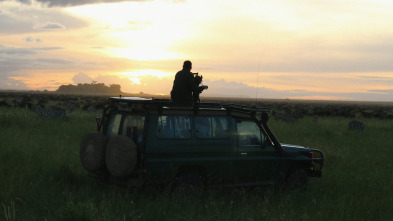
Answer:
0, 91, 107, 117
1, 91, 392, 131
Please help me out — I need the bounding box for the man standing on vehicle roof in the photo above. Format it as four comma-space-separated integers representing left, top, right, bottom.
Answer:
170, 60, 197, 102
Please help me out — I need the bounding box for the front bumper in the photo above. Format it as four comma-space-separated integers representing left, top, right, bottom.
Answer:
310, 149, 324, 177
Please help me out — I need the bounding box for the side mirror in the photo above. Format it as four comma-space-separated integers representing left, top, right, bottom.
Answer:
260, 112, 269, 123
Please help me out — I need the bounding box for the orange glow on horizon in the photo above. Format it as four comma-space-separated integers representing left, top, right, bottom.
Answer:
287, 96, 352, 101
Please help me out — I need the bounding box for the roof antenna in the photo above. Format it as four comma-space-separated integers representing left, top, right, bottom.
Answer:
255, 51, 264, 104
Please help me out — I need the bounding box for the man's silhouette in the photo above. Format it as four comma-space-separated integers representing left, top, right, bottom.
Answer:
170, 60, 196, 102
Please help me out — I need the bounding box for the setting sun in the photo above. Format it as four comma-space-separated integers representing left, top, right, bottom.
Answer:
66, 1, 194, 61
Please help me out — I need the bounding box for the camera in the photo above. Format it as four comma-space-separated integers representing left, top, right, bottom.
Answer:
192, 73, 208, 102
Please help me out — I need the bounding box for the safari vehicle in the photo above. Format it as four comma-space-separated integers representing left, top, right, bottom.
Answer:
80, 97, 323, 190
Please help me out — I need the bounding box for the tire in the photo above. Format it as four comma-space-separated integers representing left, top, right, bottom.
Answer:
285, 168, 308, 191
105, 135, 137, 177
80, 132, 107, 172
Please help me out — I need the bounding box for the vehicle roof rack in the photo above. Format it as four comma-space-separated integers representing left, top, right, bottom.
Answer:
108, 96, 269, 117
222, 103, 269, 113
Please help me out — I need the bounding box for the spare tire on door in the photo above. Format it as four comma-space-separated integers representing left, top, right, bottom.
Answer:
105, 135, 137, 177
80, 132, 107, 172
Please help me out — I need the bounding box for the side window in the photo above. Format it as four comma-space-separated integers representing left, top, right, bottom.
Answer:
157, 116, 175, 138
236, 120, 262, 146
195, 116, 211, 138
157, 116, 191, 139
195, 116, 229, 138
174, 116, 191, 138
121, 115, 145, 144
106, 113, 122, 138
212, 116, 229, 138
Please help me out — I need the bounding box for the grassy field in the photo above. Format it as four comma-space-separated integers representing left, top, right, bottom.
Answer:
1, 106, 392, 220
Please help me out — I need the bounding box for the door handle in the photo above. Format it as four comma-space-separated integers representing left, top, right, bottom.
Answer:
241, 152, 247, 156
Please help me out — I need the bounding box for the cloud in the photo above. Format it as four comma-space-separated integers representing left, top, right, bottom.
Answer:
0, 44, 36, 55
33, 22, 66, 30
199, 37, 393, 74
368, 89, 393, 94
33, 47, 63, 51
349, 90, 393, 102
0, 44, 71, 76
9, 0, 31, 4
72, 73, 93, 84
24, 36, 42, 43
0, 44, 62, 56
203, 79, 285, 99
0, 1, 88, 34
359, 75, 393, 85
0, 76, 29, 90
25, 36, 34, 42
203, 79, 393, 102
2, 0, 144, 7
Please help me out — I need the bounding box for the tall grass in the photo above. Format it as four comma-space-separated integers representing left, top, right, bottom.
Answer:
0, 107, 392, 220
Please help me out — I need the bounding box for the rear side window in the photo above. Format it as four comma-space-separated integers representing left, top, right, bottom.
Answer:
157, 116, 191, 139
195, 116, 229, 138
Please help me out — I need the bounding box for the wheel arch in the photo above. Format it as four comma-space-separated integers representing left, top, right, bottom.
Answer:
282, 162, 309, 191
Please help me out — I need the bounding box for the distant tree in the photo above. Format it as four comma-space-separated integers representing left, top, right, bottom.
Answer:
56, 81, 123, 95
110, 84, 121, 93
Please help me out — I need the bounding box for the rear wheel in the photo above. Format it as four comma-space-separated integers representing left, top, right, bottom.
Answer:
80, 132, 107, 172
105, 135, 137, 177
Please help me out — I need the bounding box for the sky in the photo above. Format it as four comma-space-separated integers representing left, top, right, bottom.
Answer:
1, 0, 393, 101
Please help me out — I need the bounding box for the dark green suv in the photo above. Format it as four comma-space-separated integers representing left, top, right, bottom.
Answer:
80, 97, 323, 190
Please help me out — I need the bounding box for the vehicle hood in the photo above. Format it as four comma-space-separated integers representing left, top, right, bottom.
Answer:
280, 143, 311, 153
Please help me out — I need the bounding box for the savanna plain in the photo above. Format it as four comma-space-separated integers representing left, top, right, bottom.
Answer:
1, 92, 393, 221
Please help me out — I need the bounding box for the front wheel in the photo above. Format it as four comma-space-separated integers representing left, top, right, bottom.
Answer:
285, 168, 308, 191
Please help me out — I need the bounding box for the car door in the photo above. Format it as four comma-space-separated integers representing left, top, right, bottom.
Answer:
150, 115, 236, 185
233, 119, 278, 185
194, 115, 236, 185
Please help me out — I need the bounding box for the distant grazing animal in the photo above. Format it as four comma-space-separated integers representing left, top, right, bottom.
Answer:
348, 120, 365, 131
63, 101, 80, 112
13, 100, 27, 108
0, 101, 10, 107
87, 105, 98, 113
32, 104, 66, 117
28, 103, 44, 111
274, 113, 298, 122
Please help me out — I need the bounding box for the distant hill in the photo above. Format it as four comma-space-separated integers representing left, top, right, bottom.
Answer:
56, 82, 122, 95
